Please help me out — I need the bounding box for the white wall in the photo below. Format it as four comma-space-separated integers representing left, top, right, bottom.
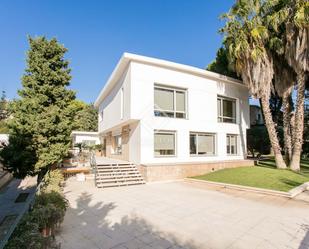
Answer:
130, 62, 250, 164
98, 65, 131, 133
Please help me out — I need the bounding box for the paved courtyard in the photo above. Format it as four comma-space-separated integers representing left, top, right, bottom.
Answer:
58, 179, 309, 249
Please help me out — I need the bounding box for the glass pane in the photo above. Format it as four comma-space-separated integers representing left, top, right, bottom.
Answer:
176, 91, 185, 112
230, 136, 236, 146
190, 134, 197, 154
154, 133, 175, 151
217, 99, 221, 117
226, 136, 230, 154
231, 145, 235, 154
198, 134, 214, 155
223, 99, 234, 118
230, 135, 237, 154
154, 88, 174, 111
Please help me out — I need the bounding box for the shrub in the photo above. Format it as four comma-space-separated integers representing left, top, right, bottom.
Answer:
40, 169, 64, 193
4, 214, 43, 249
5, 169, 68, 248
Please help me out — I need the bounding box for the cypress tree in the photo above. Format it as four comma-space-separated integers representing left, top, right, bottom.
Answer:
0, 36, 76, 179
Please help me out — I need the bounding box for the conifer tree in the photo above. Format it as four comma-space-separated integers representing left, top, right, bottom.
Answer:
0, 37, 76, 179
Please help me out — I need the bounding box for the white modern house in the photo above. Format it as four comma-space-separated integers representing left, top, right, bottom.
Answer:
94, 53, 252, 181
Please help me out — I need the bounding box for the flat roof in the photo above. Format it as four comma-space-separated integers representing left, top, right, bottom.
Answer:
71, 131, 98, 136
94, 53, 245, 108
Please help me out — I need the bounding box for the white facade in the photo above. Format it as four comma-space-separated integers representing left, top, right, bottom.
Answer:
95, 53, 250, 165
71, 131, 100, 146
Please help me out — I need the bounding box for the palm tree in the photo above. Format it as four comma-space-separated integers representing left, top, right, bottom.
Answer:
266, 0, 308, 170
273, 56, 296, 164
221, 0, 287, 168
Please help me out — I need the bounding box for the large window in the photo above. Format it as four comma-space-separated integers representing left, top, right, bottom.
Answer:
217, 96, 236, 123
226, 134, 237, 155
154, 85, 186, 119
190, 132, 216, 156
154, 131, 176, 156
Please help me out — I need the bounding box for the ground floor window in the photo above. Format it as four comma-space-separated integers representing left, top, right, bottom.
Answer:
190, 132, 216, 156
226, 134, 237, 155
154, 131, 176, 156
113, 135, 122, 154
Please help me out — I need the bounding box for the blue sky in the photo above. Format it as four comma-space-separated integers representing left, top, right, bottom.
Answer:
0, 0, 235, 103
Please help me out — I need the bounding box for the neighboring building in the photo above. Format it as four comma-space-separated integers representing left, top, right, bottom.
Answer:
0, 134, 9, 146
94, 53, 252, 181
250, 105, 264, 127
71, 131, 100, 147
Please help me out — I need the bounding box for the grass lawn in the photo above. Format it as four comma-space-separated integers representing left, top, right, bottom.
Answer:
192, 158, 309, 192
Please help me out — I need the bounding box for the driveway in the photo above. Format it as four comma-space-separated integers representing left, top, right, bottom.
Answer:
58, 179, 309, 249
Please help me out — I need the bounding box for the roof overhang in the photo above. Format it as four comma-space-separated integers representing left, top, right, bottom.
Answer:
94, 53, 246, 108
98, 119, 139, 136
71, 131, 99, 137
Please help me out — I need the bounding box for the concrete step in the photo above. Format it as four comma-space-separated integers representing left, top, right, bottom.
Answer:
96, 178, 144, 183
96, 172, 142, 178
96, 180, 145, 188
95, 163, 145, 188
96, 170, 140, 175
96, 164, 134, 169
96, 168, 139, 173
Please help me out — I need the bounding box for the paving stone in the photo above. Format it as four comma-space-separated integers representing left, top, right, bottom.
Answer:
57, 179, 309, 249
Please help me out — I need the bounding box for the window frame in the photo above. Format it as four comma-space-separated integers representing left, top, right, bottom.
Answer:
190, 132, 216, 156
154, 84, 187, 119
154, 130, 177, 157
217, 95, 237, 123
226, 134, 238, 156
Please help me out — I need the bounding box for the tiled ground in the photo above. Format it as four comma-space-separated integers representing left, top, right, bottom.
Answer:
58, 179, 309, 249
0, 176, 37, 245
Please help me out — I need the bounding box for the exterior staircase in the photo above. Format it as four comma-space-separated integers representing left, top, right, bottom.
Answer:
94, 163, 145, 188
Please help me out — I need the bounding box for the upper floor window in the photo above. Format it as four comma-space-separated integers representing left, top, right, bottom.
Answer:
154, 85, 186, 119
217, 96, 236, 123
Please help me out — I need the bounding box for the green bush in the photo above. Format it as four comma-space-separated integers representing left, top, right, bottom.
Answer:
4, 214, 43, 249
34, 191, 68, 228
5, 169, 67, 249
40, 169, 64, 193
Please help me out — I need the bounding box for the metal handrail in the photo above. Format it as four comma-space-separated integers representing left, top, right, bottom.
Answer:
90, 152, 97, 187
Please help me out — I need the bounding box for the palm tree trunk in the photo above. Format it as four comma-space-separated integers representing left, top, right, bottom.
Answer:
290, 72, 306, 171
282, 93, 293, 165
260, 94, 286, 169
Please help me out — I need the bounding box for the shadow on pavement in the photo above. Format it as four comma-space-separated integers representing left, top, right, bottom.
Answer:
58, 191, 201, 249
